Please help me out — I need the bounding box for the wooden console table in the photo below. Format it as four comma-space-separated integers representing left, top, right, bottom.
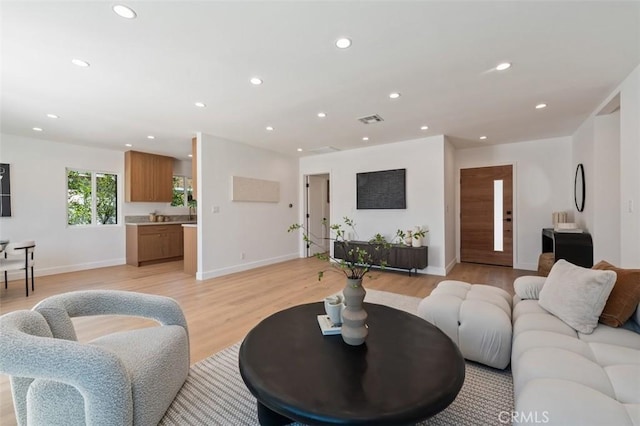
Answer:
541, 228, 593, 268
334, 241, 428, 275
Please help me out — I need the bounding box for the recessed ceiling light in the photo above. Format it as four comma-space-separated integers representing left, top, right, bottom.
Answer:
46, 113, 59, 119
297, 148, 303, 152
113, 4, 137, 19
147, 135, 155, 139
250, 77, 263, 85
389, 92, 401, 99
71, 59, 90, 67
317, 112, 327, 118
479, 136, 488, 140
188, 154, 193, 158
496, 62, 511, 71
362, 137, 369, 141
420, 125, 429, 130
32, 127, 43, 132
125, 143, 133, 147
266, 126, 274, 131
535, 103, 548, 109
194, 102, 206, 108
335, 38, 352, 49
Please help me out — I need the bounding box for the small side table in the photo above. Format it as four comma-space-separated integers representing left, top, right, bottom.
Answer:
541, 228, 593, 268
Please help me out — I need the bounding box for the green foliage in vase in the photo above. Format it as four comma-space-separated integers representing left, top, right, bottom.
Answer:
288, 217, 391, 282
413, 228, 428, 239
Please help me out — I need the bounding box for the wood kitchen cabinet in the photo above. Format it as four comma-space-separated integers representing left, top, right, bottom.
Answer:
126, 224, 184, 266
125, 150, 174, 202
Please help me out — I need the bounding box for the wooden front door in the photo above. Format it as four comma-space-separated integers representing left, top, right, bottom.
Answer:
460, 165, 513, 266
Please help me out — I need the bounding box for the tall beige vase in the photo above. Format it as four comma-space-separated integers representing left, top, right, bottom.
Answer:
341, 278, 368, 345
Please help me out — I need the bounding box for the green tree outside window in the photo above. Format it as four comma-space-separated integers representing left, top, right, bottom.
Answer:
67, 169, 117, 226
172, 176, 194, 207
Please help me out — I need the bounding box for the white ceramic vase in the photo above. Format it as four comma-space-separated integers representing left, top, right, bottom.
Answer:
340, 278, 368, 346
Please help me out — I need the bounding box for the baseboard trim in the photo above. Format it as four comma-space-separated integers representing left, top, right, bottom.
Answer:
198, 253, 299, 281
515, 262, 537, 271
4, 258, 126, 281
445, 258, 457, 275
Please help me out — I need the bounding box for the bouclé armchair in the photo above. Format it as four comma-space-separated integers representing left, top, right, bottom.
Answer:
0, 290, 190, 426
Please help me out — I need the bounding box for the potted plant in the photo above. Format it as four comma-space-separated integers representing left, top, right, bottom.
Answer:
412, 227, 428, 247
288, 217, 391, 345
393, 229, 406, 245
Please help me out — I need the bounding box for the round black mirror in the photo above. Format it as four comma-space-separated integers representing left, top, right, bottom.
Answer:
574, 163, 585, 212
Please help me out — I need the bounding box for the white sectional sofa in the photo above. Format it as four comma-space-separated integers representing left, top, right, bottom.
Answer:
512, 275, 640, 426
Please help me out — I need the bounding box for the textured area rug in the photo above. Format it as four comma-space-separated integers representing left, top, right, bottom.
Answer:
160, 290, 514, 426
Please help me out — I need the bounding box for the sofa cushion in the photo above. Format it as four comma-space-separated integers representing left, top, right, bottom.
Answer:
514, 276, 546, 300
515, 379, 637, 426
592, 260, 640, 327
538, 260, 616, 334
512, 280, 640, 426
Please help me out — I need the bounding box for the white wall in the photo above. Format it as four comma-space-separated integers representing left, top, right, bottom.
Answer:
572, 116, 595, 231
618, 66, 640, 267
196, 133, 299, 280
572, 64, 640, 267
456, 137, 573, 270
444, 137, 457, 273
593, 110, 621, 263
300, 136, 448, 275
0, 134, 126, 276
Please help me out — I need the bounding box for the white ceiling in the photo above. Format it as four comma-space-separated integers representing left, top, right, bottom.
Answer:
2, 1, 639, 160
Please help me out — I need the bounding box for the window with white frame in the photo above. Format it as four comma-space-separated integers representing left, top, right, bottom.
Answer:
67, 169, 118, 225
171, 176, 194, 207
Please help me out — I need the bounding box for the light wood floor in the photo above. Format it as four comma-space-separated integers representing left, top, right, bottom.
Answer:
0, 258, 532, 425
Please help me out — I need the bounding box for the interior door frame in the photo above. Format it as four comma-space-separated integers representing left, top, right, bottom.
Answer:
456, 162, 517, 267
302, 173, 331, 258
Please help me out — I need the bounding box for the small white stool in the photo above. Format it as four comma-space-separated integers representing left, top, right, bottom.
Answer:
417, 280, 513, 369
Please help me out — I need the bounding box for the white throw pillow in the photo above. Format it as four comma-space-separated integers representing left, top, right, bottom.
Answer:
538, 259, 616, 334
514, 276, 546, 300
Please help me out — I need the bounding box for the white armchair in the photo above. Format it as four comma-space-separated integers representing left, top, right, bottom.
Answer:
0, 290, 190, 425
0, 240, 35, 296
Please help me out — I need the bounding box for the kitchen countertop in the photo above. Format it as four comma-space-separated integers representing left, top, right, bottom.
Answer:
182, 224, 197, 228
126, 221, 197, 226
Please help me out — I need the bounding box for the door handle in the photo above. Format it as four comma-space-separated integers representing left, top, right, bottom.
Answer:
504, 218, 512, 222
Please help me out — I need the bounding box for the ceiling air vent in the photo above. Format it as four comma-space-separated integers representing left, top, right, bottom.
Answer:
308, 146, 340, 154
358, 114, 384, 124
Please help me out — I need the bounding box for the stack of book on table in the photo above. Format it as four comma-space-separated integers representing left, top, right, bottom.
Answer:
554, 223, 583, 233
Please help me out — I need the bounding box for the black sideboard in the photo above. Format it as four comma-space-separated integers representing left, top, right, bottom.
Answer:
541, 228, 593, 268
333, 241, 428, 275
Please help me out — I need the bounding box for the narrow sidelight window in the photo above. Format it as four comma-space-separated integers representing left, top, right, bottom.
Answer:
494, 179, 503, 252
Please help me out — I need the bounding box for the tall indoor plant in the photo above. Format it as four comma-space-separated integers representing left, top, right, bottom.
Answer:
288, 217, 390, 345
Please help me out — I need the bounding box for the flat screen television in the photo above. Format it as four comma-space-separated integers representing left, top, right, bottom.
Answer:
356, 168, 406, 209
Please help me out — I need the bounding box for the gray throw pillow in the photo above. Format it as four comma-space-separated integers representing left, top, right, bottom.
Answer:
538, 259, 616, 334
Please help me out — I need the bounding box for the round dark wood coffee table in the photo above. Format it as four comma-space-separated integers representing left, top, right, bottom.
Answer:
239, 302, 465, 425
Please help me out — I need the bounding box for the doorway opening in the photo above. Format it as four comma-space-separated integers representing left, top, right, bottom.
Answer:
305, 174, 330, 257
